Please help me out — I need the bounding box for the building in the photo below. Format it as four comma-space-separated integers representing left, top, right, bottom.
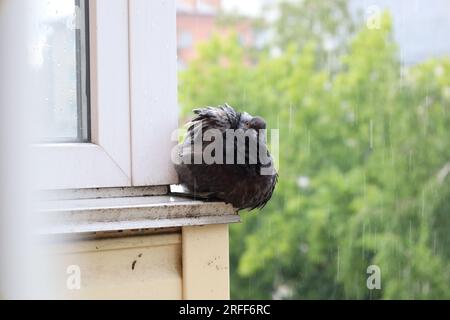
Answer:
176, 0, 254, 69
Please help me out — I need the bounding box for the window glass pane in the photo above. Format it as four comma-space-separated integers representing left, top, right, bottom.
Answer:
33, 0, 90, 142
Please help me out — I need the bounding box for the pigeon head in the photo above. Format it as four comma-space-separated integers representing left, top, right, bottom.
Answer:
239, 113, 267, 131
248, 116, 266, 130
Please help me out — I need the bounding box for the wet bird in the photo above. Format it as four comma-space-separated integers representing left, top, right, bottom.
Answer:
174, 104, 278, 211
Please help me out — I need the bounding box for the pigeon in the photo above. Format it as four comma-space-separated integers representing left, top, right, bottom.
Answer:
174, 104, 278, 211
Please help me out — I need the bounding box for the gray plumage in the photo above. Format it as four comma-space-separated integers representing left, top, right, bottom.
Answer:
175, 104, 278, 211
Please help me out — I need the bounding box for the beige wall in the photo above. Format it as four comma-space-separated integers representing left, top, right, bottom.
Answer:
49, 224, 230, 299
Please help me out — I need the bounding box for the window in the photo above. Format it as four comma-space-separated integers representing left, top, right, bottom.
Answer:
35, 0, 178, 190
1, 0, 235, 300
178, 31, 193, 49
34, 0, 90, 143
74, 0, 91, 143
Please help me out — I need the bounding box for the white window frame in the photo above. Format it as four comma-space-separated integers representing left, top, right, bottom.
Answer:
36, 0, 178, 190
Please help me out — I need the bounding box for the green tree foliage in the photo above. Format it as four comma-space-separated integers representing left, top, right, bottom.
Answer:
274, 0, 355, 52
178, 12, 450, 299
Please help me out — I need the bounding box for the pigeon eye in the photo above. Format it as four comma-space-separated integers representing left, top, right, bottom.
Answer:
245, 121, 250, 126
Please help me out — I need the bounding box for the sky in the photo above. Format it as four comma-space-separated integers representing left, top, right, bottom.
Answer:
354, 0, 450, 64
222, 0, 266, 17
222, 0, 450, 64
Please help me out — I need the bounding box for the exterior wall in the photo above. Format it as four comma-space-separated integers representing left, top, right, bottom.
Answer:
182, 224, 230, 299
48, 224, 230, 299
176, 0, 254, 68
177, 13, 216, 65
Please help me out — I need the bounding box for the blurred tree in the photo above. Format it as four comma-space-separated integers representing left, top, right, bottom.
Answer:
274, 0, 355, 53
217, 0, 356, 70
179, 10, 450, 299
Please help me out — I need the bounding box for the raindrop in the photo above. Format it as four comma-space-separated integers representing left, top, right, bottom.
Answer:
306, 129, 311, 155
336, 246, 340, 281
369, 119, 374, 149
433, 231, 437, 255
409, 220, 412, 246
362, 222, 366, 258
421, 190, 425, 218
288, 103, 293, 132
409, 150, 414, 173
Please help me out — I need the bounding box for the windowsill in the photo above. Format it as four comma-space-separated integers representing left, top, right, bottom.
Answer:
38, 191, 239, 235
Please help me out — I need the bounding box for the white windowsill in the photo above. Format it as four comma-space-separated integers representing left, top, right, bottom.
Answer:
38, 193, 239, 235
